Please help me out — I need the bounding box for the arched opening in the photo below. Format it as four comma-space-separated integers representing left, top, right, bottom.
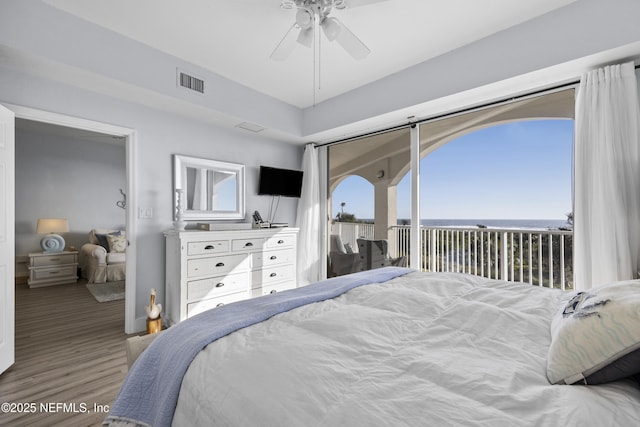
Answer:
328, 88, 575, 287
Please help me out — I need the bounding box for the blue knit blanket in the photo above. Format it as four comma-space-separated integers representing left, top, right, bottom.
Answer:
104, 267, 413, 427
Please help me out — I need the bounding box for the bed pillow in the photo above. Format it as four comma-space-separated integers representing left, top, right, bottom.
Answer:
546, 279, 640, 385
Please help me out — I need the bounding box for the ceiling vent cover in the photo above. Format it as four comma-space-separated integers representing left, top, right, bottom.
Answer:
177, 69, 204, 94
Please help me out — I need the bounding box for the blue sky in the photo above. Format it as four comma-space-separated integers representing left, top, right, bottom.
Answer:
331, 119, 574, 220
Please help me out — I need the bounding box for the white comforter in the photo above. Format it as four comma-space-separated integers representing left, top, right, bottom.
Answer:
172, 272, 640, 426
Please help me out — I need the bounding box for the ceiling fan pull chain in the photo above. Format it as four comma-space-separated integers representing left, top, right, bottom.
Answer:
318, 19, 322, 92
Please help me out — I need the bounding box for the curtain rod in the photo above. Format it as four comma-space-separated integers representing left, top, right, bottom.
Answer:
316, 62, 640, 148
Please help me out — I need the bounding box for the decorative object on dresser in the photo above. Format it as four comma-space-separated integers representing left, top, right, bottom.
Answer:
27, 250, 78, 288
36, 218, 69, 253
164, 227, 299, 325
79, 228, 126, 284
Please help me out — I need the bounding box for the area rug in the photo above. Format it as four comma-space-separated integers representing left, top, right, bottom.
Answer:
86, 281, 125, 303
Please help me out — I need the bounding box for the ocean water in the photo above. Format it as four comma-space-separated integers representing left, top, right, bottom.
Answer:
411, 219, 571, 230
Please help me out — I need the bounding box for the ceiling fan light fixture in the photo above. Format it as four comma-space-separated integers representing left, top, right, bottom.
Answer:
334, 0, 347, 9
296, 27, 314, 48
280, 0, 296, 10
295, 7, 315, 30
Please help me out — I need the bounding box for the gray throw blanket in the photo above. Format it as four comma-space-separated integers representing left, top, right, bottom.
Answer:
104, 267, 412, 427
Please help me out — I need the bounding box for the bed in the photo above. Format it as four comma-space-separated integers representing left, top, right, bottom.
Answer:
105, 267, 640, 426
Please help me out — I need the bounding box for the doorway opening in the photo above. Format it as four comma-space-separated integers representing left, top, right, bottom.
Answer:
8, 104, 137, 334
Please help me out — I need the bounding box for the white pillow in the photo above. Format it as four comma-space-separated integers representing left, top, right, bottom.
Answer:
546, 279, 640, 385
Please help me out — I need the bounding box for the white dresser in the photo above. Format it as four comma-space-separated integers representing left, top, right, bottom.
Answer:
164, 228, 298, 325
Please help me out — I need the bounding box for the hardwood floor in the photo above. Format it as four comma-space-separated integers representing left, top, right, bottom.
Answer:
0, 280, 132, 426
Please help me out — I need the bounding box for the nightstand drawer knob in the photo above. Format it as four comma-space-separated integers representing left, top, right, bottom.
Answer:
244, 242, 253, 247
270, 272, 277, 277
270, 256, 277, 260
277, 240, 284, 244
215, 282, 225, 288
204, 245, 215, 250
216, 303, 225, 307
270, 290, 277, 294
215, 262, 225, 267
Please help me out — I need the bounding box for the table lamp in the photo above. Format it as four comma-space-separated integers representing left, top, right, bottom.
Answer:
36, 218, 69, 253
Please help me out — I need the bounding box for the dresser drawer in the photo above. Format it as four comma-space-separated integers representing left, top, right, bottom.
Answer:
232, 238, 263, 252
252, 248, 294, 268
187, 240, 230, 256
187, 272, 248, 301
31, 253, 77, 267
30, 265, 77, 281
252, 264, 295, 285
187, 291, 249, 317
251, 281, 296, 298
187, 254, 249, 278
265, 234, 295, 249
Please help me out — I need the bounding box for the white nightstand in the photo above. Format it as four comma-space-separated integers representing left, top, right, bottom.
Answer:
27, 251, 79, 288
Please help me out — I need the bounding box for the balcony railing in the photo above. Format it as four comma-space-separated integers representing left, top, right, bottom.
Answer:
331, 222, 573, 290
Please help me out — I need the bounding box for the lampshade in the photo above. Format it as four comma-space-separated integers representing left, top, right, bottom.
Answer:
36, 218, 69, 253
36, 218, 69, 234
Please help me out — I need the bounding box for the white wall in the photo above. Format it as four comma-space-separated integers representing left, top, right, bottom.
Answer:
15, 126, 126, 255
0, 69, 302, 327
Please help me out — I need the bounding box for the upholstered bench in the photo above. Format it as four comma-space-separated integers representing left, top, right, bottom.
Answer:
125, 332, 163, 368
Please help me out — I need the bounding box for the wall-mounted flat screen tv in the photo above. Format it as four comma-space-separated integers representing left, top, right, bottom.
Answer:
258, 166, 303, 198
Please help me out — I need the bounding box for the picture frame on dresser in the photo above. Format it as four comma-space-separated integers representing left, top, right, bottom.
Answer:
163, 228, 298, 325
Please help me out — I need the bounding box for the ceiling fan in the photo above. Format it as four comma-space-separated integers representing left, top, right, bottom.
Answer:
270, 0, 386, 61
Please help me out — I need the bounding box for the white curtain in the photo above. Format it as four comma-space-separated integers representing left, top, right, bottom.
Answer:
296, 144, 322, 285
574, 61, 640, 290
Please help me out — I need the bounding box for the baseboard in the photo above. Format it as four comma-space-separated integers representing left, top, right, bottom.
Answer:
133, 316, 148, 334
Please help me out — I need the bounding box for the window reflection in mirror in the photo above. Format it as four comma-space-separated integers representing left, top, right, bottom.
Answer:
185, 167, 238, 211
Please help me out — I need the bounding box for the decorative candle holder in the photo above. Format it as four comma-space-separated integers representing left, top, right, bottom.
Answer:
174, 189, 186, 231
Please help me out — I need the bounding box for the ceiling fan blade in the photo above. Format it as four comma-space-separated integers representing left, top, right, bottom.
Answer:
270, 23, 299, 61
296, 27, 314, 48
321, 17, 370, 60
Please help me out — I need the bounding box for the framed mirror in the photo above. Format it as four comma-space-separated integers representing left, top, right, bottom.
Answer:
173, 154, 245, 221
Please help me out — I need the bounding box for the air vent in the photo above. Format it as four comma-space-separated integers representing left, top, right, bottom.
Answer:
177, 69, 204, 94
235, 122, 265, 133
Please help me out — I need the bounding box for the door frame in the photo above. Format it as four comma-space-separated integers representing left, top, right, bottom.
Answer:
5, 103, 138, 333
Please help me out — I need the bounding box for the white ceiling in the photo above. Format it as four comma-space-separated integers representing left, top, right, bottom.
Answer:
44, 0, 576, 109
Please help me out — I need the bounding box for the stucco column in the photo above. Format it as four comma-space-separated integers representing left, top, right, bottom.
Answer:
374, 181, 397, 254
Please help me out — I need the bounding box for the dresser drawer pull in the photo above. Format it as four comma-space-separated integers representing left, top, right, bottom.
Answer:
215, 262, 225, 267
270, 256, 277, 260
49, 271, 60, 274
244, 242, 254, 247
204, 245, 216, 250
270, 272, 277, 277
270, 290, 277, 294
48, 258, 62, 262
277, 240, 284, 244
216, 303, 225, 307
215, 282, 225, 288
